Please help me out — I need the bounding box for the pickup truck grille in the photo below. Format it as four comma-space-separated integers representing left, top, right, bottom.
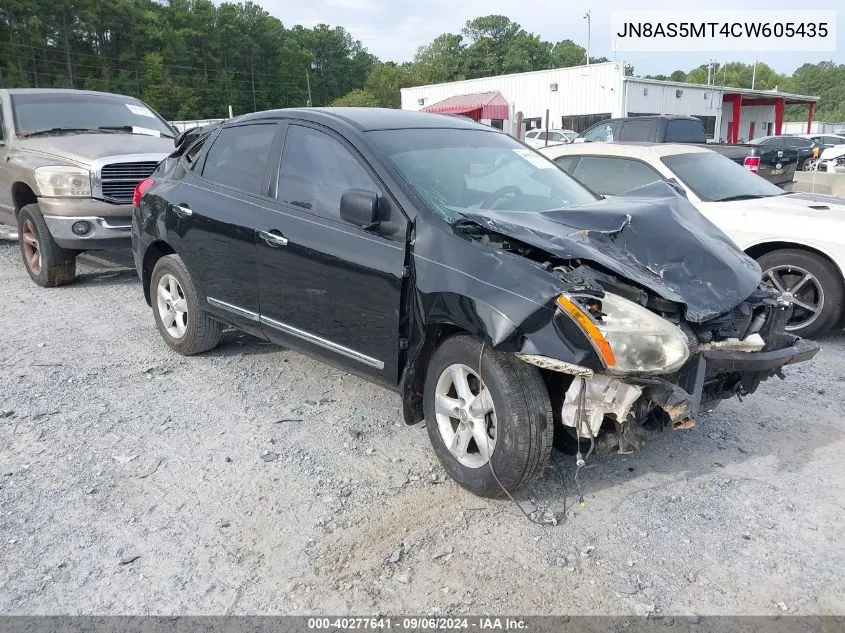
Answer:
99, 161, 160, 204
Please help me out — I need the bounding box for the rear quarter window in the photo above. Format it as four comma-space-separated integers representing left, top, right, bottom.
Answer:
619, 119, 657, 142
665, 120, 705, 143
570, 156, 662, 196
201, 124, 277, 195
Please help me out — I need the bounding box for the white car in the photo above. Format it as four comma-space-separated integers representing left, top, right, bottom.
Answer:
540, 142, 845, 337
816, 144, 845, 173
524, 129, 577, 148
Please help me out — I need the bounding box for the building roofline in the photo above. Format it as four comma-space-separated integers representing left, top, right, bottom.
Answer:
400, 61, 625, 94
624, 76, 818, 103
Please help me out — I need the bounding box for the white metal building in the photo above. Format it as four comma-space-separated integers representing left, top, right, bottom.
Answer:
400, 61, 818, 143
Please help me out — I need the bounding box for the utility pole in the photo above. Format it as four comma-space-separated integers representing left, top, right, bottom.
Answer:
583, 11, 591, 65
751, 59, 757, 89
306, 72, 312, 107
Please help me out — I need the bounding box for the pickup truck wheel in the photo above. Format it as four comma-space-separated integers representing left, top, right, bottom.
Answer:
17, 204, 76, 287
758, 249, 844, 338
150, 254, 221, 355
423, 335, 553, 498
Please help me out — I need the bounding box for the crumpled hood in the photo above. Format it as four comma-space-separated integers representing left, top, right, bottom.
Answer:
461, 181, 762, 323
16, 134, 173, 165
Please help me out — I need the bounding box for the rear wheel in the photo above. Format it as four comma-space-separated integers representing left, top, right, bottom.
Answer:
150, 254, 221, 355
423, 335, 553, 498
758, 249, 843, 338
17, 204, 76, 287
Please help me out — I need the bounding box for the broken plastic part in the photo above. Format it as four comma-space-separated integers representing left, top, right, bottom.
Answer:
672, 417, 697, 430
561, 374, 643, 438
699, 333, 765, 352
515, 353, 594, 377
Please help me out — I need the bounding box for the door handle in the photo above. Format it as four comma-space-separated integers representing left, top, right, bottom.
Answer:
173, 204, 193, 217
259, 229, 289, 247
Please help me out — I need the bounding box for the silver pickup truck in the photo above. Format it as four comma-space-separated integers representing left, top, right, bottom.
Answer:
0, 88, 174, 286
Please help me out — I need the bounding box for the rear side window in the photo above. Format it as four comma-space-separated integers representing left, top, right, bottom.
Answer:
201, 124, 277, 195
277, 125, 381, 220
665, 119, 705, 143
582, 121, 617, 142
553, 155, 579, 173
784, 137, 813, 148
619, 119, 656, 142
570, 156, 662, 196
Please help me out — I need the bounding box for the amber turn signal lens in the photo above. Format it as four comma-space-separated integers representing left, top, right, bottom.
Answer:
556, 295, 616, 368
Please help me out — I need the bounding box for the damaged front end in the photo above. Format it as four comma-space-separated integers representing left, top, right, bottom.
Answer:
451, 181, 821, 456
519, 265, 819, 455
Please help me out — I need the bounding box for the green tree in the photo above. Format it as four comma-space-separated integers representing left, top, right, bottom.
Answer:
461, 15, 551, 78
331, 88, 379, 107
412, 33, 466, 84
364, 62, 410, 108
550, 39, 586, 67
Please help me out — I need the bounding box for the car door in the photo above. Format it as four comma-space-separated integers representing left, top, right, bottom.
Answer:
164, 121, 282, 332
566, 156, 663, 197
257, 122, 408, 386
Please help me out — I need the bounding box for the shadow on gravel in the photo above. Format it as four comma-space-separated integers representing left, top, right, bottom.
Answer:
73, 249, 139, 286
201, 329, 285, 358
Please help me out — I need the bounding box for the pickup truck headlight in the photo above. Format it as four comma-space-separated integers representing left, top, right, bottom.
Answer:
557, 292, 689, 375
34, 166, 91, 197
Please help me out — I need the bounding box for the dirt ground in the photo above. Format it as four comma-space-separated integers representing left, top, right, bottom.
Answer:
1, 239, 843, 617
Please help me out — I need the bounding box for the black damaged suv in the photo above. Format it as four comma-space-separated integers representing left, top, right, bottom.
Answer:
131, 108, 819, 497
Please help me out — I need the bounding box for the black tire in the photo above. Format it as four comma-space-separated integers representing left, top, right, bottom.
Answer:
423, 335, 554, 498
150, 254, 221, 355
757, 249, 844, 338
17, 204, 76, 287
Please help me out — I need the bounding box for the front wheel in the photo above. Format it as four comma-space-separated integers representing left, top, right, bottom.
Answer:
802, 158, 818, 172
758, 249, 844, 338
17, 204, 76, 287
423, 335, 553, 498
150, 254, 222, 355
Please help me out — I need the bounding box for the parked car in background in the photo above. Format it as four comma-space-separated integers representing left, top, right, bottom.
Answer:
133, 108, 817, 497
814, 144, 845, 174
541, 142, 845, 337
574, 115, 798, 186
524, 129, 577, 148
747, 135, 820, 171
0, 88, 174, 286
798, 132, 845, 151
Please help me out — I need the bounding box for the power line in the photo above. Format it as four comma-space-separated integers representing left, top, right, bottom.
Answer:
0, 39, 326, 83
0, 50, 308, 90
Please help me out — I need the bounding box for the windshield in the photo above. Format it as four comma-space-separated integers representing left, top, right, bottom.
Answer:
660, 152, 785, 202
367, 128, 597, 222
11, 92, 174, 138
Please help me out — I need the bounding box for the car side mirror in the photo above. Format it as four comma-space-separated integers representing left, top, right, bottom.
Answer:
573, 137, 586, 144
340, 189, 381, 229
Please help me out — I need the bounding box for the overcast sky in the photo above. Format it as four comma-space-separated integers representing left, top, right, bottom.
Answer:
258, 0, 842, 76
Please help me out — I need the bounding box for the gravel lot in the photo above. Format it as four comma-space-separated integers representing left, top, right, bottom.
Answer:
1, 237, 844, 617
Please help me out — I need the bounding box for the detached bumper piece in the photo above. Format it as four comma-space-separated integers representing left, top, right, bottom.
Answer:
558, 339, 819, 457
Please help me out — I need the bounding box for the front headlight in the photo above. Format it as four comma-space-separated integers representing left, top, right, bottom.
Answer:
34, 166, 91, 197
557, 292, 690, 375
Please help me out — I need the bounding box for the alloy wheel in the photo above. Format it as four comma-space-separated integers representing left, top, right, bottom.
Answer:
20, 219, 41, 275
763, 264, 824, 332
156, 273, 189, 338
433, 363, 497, 468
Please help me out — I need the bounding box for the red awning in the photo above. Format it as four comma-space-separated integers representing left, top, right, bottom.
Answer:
422, 91, 510, 120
